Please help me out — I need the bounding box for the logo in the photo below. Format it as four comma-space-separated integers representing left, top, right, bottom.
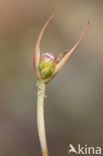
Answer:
68, 144, 102, 155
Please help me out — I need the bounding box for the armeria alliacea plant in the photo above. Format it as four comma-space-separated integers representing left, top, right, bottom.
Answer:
33, 15, 89, 156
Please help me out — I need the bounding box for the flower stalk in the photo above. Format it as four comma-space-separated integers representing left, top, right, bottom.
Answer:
33, 15, 90, 156
37, 80, 48, 156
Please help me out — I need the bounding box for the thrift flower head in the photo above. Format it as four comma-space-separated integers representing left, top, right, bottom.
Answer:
33, 15, 90, 83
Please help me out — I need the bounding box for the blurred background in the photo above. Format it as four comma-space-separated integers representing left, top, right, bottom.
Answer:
0, 0, 103, 155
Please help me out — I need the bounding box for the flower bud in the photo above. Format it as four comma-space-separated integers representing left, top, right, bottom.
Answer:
33, 15, 90, 83
38, 53, 56, 79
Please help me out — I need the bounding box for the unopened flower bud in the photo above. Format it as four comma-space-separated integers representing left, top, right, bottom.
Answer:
33, 15, 90, 83
38, 53, 56, 79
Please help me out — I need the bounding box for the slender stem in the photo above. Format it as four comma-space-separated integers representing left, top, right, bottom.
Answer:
37, 80, 49, 156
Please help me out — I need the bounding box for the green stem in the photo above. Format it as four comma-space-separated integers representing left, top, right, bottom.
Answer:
37, 80, 49, 156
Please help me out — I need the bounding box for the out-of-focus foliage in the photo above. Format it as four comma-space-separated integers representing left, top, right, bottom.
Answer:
0, 0, 103, 156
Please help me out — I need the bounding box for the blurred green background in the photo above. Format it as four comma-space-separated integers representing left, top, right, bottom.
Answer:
0, 0, 103, 156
